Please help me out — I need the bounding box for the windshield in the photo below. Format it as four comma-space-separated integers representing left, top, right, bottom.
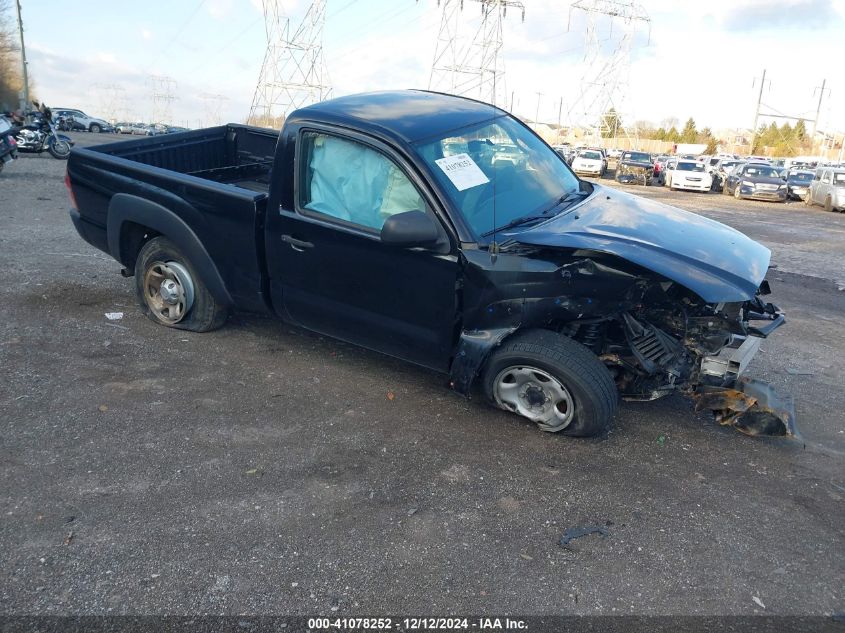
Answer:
580, 151, 602, 160
788, 172, 813, 183
415, 116, 580, 238
677, 161, 705, 172
745, 165, 780, 178
623, 152, 650, 162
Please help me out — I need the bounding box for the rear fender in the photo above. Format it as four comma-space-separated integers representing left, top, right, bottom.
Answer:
106, 193, 233, 306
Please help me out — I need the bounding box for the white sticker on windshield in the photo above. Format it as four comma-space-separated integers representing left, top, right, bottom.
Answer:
434, 153, 490, 192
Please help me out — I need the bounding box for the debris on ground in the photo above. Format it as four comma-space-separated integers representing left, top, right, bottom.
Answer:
387, 390, 396, 401
559, 525, 610, 547
752, 596, 766, 609
786, 368, 814, 376
97, 404, 108, 413
104, 312, 124, 321
63, 531, 74, 546
657, 434, 667, 445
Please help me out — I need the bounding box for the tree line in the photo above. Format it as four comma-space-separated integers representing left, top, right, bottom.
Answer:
601, 108, 812, 156
0, 0, 29, 112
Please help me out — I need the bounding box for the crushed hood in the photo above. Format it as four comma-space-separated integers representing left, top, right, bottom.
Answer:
510, 184, 771, 303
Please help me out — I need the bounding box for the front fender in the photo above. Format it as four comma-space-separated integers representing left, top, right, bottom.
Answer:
449, 327, 519, 395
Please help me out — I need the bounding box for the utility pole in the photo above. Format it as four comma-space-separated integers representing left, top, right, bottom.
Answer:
534, 91, 542, 126
749, 69, 766, 152
811, 78, 827, 138
15, 0, 29, 110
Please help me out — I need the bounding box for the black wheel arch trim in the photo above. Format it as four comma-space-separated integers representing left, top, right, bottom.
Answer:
106, 193, 233, 306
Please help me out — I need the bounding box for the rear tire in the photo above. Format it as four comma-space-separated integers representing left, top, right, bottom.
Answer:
135, 237, 228, 332
482, 330, 618, 437
734, 185, 742, 200
90, 124, 101, 133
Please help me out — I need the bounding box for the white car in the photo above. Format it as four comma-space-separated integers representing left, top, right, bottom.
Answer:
53, 108, 113, 133
665, 160, 712, 192
571, 150, 605, 177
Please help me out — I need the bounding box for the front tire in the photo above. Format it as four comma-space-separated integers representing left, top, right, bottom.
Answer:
48, 139, 71, 159
734, 185, 742, 200
90, 124, 101, 133
482, 330, 618, 437
825, 196, 833, 212
135, 237, 228, 332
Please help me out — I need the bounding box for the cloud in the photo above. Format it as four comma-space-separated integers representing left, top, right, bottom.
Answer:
719, 0, 843, 31
208, 0, 234, 20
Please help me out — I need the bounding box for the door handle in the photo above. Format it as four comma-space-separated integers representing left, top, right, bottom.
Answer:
281, 235, 314, 251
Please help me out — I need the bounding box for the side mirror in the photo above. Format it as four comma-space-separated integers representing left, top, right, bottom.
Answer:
380, 210, 440, 248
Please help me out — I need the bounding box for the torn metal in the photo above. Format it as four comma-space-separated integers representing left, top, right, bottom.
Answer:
448, 241, 798, 439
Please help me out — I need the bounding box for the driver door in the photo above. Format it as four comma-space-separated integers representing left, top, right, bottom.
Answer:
265, 128, 461, 371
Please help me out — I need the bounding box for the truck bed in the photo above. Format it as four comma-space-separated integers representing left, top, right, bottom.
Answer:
88, 124, 278, 193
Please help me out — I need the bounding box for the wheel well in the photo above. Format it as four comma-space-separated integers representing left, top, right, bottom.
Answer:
120, 222, 160, 274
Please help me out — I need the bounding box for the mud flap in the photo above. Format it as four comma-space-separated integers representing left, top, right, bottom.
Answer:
693, 376, 798, 438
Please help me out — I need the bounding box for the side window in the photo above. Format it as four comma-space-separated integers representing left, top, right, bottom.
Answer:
821, 171, 831, 183
299, 132, 425, 232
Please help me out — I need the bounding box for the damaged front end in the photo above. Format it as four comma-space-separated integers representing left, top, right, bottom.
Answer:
602, 283, 797, 438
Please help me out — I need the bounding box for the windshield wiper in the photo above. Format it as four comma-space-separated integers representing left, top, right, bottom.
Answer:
481, 189, 589, 237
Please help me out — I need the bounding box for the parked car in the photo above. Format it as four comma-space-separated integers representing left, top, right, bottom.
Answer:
0, 115, 18, 173
712, 159, 743, 191
805, 167, 845, 212
615, 150, 654, 185
115, 122, 136, 134
665, 159, 712, 192
65, 89, 795, 439
586, 147, 608, 172
570, 149, 605, 177
53, 108, 113, 133
723, 163, 787, 202
785, 170, 814, 200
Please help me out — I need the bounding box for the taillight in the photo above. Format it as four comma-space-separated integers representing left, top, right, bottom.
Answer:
65, 169, 79, 210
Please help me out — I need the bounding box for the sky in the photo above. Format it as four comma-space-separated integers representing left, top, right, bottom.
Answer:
16, 0, 845, 134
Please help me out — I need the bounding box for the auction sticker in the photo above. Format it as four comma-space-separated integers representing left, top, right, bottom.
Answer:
435, 153, 490, 191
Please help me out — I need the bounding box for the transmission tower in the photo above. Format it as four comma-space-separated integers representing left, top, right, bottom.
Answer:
200, 93, 229, 127
92, 83, 129, 122
566, 0, 650, 142
429, 0, 525, 108
248, 0, 331, 127
147, 75, 177, 124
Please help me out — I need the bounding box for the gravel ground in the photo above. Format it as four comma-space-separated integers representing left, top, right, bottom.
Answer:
0, 134, 843, 616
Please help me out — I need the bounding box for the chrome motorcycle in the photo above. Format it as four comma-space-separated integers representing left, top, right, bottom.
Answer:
12, 101, 74, 160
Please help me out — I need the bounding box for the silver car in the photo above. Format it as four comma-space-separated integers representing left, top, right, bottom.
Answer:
806, 167, 845, 212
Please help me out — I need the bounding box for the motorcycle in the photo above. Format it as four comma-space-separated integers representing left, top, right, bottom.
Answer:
10, 101, 74, 160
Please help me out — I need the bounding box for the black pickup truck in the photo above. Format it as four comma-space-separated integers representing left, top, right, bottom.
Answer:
66, 90, 796, 439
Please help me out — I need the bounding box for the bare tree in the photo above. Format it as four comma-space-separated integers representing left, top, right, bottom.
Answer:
0, 0, 25, 110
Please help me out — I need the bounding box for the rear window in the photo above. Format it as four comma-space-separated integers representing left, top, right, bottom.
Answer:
745, 166, 779, 178
788, 172, 813, 183
623, 152, 650, 162
677, 161, 705, 172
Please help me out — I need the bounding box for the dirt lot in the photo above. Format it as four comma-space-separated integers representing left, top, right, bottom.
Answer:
1, 134, 843, 616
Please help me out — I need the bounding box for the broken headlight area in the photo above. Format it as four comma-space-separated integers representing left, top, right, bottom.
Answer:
616, 163, 653, 184
563, 283, 797, 438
